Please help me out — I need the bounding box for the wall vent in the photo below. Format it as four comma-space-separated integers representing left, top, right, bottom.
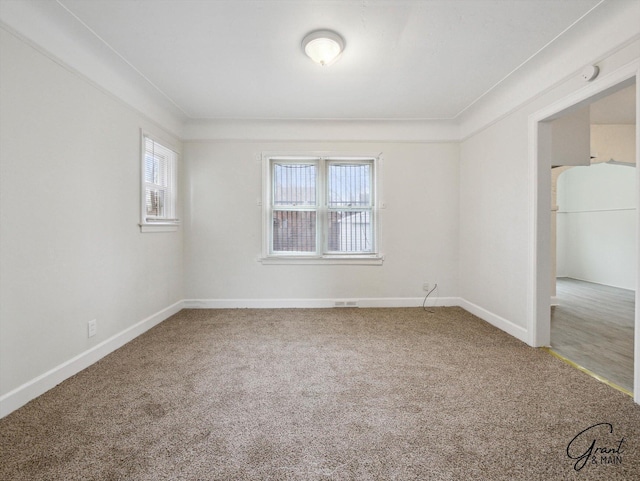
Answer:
335, 300, 358, 307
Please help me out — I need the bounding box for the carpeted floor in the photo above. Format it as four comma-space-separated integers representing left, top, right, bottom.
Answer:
1, 307, 639, 480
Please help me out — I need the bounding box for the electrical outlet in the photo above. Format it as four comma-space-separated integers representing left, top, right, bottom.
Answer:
423, 282, 430, 292
88, 319, 97, 338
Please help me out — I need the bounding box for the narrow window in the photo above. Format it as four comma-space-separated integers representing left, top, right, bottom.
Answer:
141, 134, 178, 230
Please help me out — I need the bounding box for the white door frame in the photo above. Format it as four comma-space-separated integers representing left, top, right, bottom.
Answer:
528, 60, 640, 402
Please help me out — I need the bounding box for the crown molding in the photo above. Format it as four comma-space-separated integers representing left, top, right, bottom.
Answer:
0, 0, 186, 138
182, 118, 460, 143
2, 0, 638, 145
458, 0, 640, 141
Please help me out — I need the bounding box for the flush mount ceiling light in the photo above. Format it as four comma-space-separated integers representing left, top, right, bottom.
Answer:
302, 30, 345, 66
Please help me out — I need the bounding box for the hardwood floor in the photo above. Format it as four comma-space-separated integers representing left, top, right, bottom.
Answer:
550, 277, 635, 393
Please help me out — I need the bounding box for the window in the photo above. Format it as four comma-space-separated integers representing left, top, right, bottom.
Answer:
140, 133, 178, 232
263, 153, 382, 264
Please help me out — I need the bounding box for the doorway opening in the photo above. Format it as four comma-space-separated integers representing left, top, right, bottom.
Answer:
530, 67, 639, 401
550, 85, 636, 394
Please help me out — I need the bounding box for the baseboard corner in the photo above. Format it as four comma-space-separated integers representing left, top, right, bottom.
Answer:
0, 300, 183, 419
457, 298, 529, 344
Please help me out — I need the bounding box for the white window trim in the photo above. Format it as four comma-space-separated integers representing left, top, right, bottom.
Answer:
139, 130, 180, 233
260, 152, 384, 265
140, 224, 179, 233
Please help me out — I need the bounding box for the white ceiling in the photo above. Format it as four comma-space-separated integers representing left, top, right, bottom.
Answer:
52, 0, 606, 120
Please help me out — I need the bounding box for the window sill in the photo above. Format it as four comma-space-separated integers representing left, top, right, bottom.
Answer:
259, 255, 384, 266
139, 223, 179, 233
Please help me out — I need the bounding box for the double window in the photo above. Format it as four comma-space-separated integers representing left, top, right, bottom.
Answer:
140, 133, 179, 231
263, 154, 382, 263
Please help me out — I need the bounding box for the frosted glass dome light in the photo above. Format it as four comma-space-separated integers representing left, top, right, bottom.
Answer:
302, 30, 345, 66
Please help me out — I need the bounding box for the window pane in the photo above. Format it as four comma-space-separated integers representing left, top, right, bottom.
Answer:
273, 163, 316, 206
145, 154, 168, 186
328, 211, 372, 253
145, 187, 165, 217
144, 154, 158, 183
145, 139, 172, 186
328, 164, 371, 208
272, 211, 316, 252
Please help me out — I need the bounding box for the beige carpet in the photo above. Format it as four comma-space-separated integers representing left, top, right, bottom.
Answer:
1, 307, 639, 480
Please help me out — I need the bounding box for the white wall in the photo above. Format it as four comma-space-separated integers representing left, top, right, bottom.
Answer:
557, 162, 637, 289
459, 108, 531, 331
458, 15, 639, 339
591, 124, 636, 164
0, 29, 184, 412
183, 141, 459, 305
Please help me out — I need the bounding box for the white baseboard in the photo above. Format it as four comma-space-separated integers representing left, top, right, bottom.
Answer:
358, 297, 459, 308
559, 276, 635, 293
0, 300, 183, 419
184, 297, 526, 344
183, 296, 460, 309
457, 298, 529, 344
1, 296, 530, 418
550, 296, 560, 307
